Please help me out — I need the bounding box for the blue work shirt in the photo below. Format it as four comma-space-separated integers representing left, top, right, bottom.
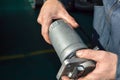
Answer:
93, 0, 120, 79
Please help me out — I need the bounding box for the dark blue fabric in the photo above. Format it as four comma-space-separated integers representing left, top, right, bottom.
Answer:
117, 54, 120, 79
93, 0, 120, 79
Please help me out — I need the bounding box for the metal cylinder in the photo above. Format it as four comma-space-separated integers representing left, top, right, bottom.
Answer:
49, 20, 87, 63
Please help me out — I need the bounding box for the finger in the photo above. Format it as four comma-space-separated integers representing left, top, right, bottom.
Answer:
41, 18, 52, 44
78, 77, 94, 80
61, 76, 70, 80
37, 9, 51, 43
59, 11, 79, 28
76, 49, 103, 62
78, 72, 98, 80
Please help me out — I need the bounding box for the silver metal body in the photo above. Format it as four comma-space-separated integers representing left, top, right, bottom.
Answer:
49, 20, 95, 80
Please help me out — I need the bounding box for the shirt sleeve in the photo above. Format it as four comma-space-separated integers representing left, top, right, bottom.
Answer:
116, 54, 120, 80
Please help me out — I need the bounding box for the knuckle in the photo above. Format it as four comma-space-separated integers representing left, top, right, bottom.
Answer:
37, 17, 42, 24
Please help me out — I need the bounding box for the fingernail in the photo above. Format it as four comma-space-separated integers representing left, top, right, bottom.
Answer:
76, 51, 83, 57
75, 22, 78, 25
74, 22, 79, 27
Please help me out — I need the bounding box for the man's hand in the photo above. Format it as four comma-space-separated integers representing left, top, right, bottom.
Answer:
37, 0, 78, 43
62, 49, 118, 80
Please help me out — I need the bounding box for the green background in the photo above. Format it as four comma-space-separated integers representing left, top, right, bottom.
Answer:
0, 0, 93, 80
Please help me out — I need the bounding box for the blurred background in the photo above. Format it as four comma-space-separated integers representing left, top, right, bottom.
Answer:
0, 0, 93, 80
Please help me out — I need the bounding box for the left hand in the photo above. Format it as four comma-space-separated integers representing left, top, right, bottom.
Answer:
62, 49, 118, 80
37, 0, 78, 44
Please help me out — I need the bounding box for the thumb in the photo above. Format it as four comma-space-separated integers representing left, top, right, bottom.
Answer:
61, 76, 69, 80
76, 49, 101, 62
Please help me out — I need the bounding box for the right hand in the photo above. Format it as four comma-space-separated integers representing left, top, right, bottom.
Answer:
37, 0, 78, 43
62, 49, 118, 80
